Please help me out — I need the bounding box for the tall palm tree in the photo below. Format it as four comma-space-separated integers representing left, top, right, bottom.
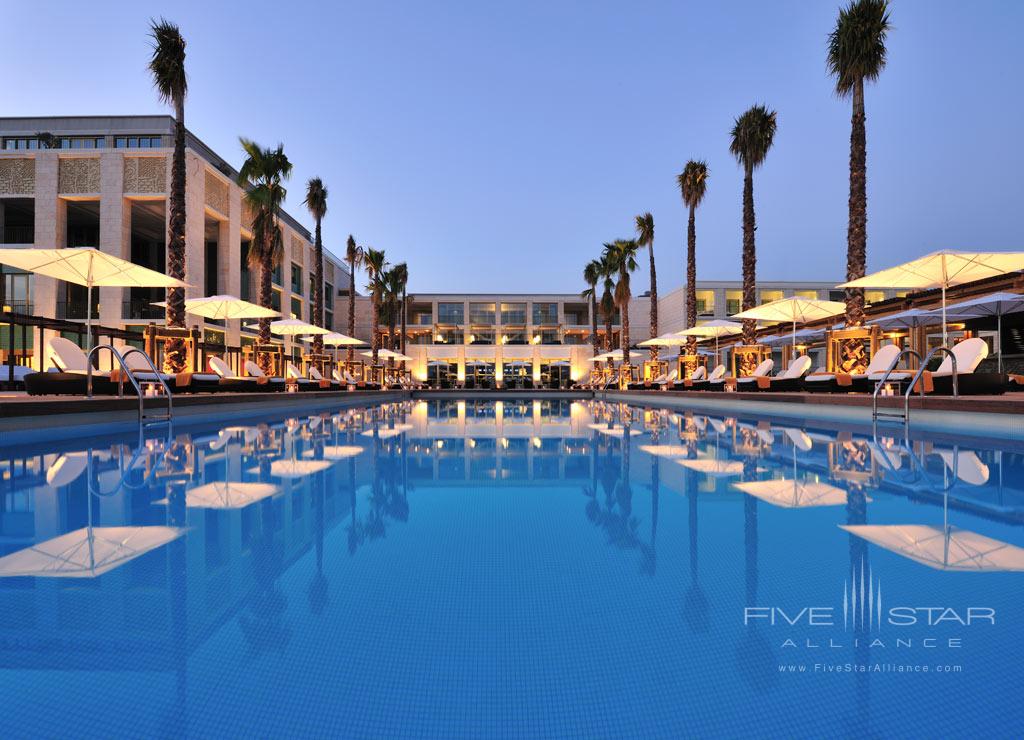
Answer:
148, 19, 188, 372
828, 0, 891, 330
604, 239, 640, 371
582, 259, 603, 359
598, 255, 617, 355
363, 248, 387, 368
634, 213, 657, 361
345, 235, 363, 363
379, 266, 403, 368
729, 105, 777, 345
393, 262, 409, 364
678, 161, 709, 355
303, 177, 328, 355
237, 139, 292, 373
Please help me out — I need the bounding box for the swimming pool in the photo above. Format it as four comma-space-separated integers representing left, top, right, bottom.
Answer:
0, 398, 1021, 738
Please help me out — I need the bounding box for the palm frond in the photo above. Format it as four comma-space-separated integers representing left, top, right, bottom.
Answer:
827, 0, 891, 96
634, 213, 654, 247
729, 105, 777, 170
678, 160, 710, 209
303, 177, 328, 220
148, 19, 187, 105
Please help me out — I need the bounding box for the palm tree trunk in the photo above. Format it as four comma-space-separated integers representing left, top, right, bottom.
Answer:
648, 240, 658, 361
164, 95, 187, 372
312, 215, 324, 354
686, 204, 697, 355
741, 164, 757, 345
371, 292, 379, 369
400, 289, 407, 371
347, 259, 356, 364
621, 295, 631, 373
258, 246, 273, 375
845, 77, 867, 328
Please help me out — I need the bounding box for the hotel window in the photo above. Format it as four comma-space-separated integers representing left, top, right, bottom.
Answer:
291, 263, 303, 295
726, 290, 742, 315
466, 330, 495, 345
437, 302, 464, 324
3, 138, 39, 150
56, 136, 105, 149
271, 261, 282, 286
501, 302, 527, 324
470, 302, 496, 324
536, 329, 560, 344
290, 296, 303, 320
864, 290, 886, 304
271, 288, 282, 313
532, 302, 558, 325
760, 289, 784, 304
794, 289, 819, 300
502, 330, 528, 345
434, 328, 463, 344
696, 290, 715, 315
114, 136, 162, 148
324, 309, 333, 330
829, 290, 846, 302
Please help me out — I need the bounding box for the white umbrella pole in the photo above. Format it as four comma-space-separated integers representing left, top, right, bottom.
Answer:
792, 319, 797, 356
998, 307, 1003, 374
86, 282, 93, 354
941, 283, 948, 348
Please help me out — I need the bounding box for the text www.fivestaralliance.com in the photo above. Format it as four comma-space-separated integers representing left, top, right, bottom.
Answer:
778, 663, 963, 674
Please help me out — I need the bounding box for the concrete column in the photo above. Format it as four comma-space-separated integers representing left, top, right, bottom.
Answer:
224, 186, 242, 345
182, 152, 206, 305
33, 153, 62, 368
98, 152, 125, 326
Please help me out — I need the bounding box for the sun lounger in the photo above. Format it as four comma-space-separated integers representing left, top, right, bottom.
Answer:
653, 369, 678, 389
869, 338, 1003, 395
208, 356, 274, 392
308, 365, 341, 390
121, 349, 224, 393
285, 362, 318, 391
339, 369, 381, 391
752, 355, 813, 392
24, 337, 126, 396
715, 359, 772, 392
676, 364, 723, 390
804, 343, 901, 393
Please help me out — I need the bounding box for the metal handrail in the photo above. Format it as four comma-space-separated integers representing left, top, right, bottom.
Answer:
906, 346, 958, 406
87, 427, 172, 497
86, 344, 173, 423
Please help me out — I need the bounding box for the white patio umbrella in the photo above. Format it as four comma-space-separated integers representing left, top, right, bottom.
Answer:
301, 331, 365, 366
177, 481, 280, 509
153, 294, 279, 320
675, 320, 743, 364
840, 523, 1024, 572
869, 307, 936, 330
244, 318, 330, 361
839, 250, 1024, 346
0, 525, 183, 578
362, 349, 412, 362
0, 247, 188, 351
732, 297, 846, 352
638, 334, 692, 347
938, 291, 1024, 372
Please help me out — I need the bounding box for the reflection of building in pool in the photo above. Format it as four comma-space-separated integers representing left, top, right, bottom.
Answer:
0, 424, 365, 683
405, 399, 595, 483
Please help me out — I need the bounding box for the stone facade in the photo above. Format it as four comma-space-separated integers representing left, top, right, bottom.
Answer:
204, 170, 229, 216
123, 156, 167, 194
0, 158, 35, 195
292, 235, 304, 266
57, 157, 100, 194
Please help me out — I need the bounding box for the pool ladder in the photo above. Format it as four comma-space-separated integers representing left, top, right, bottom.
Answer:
86, 344, 174, 425
872, 347, 957, 433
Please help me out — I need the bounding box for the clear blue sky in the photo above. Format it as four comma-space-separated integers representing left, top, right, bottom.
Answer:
2, 1, 1022, 294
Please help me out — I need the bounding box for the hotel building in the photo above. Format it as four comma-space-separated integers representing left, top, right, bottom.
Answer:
0, 115, 351, 359
1, 115, 897, 381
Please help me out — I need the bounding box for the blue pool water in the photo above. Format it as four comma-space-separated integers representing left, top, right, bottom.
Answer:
1, 398, 1023, 738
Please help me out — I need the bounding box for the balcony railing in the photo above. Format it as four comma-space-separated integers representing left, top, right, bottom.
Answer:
123, 299, 165, 320
2, 226, 34, 244
56, 301, 99, 320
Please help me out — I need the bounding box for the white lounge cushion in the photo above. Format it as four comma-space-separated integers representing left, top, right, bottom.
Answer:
782, 355, 813, 380
689, 366, 707, 382
865, 343, 902, 374
48, 337, 90, 373
707, 365, 726, 381
935, 337, 988, 376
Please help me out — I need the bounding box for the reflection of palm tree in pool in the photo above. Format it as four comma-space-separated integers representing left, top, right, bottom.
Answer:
736, 455, 777, 693
307, 437, 328, 616
683, 457, 710, 633
239, 497, 291, 656
846, 484, 872, 733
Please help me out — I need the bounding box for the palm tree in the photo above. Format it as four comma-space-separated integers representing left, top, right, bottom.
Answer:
237, 139, 292, 373
729, 105, 777, 345
598, 256, 617, 356
581, 259, 603, 359
363, 248, 387, 368
148, 19, 188, 372
828, 0, 891, 329
634, 213, 657, 361
345, 235, 364, 363
393, 262, 409, 364
303, 177, 328, 355
604, 239, 640, 371
678, 161, 709, 355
